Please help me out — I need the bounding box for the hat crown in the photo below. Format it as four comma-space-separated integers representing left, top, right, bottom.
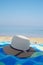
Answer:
11, 35, 30, 51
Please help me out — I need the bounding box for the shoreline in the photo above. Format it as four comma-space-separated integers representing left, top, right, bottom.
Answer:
0, 36, 43, 43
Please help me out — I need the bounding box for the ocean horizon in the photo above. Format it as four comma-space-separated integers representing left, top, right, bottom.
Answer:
0, 26, 43, 37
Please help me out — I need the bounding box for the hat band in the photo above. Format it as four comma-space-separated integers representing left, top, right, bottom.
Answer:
10, 45, 30, 52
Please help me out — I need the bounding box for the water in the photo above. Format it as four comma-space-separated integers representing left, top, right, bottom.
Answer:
0, 26, 43, 37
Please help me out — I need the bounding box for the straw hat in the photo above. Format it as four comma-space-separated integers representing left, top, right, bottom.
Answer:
3, 35, 35, 58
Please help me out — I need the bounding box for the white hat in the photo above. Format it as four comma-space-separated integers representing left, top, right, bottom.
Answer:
11, 35, 30, 51
3, 35, 35, 58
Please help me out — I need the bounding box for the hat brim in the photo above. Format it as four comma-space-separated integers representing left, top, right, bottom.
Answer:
3, 45, 36, 58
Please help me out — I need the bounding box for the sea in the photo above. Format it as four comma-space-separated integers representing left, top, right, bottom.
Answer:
0, 26, 43, 37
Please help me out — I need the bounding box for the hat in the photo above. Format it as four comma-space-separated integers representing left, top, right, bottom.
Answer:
3, 35, 35, 58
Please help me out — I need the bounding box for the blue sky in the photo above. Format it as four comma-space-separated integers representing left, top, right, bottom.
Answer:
0, 0, 43, 35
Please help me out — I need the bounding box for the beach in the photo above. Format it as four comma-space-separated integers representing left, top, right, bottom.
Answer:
29, 38, 43, 43
0, 36, 43, 43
